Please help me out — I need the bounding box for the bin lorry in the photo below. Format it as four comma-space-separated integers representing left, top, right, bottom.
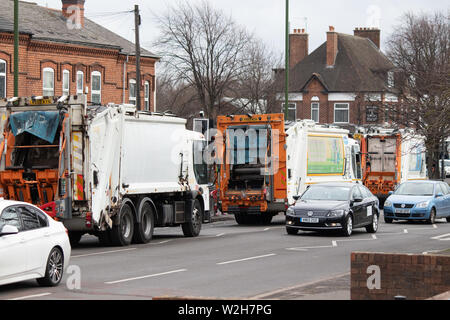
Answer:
286, 120, 362, 205
355, 128, 427, 205
215, 113, 287, 225
0, 95, 210, 246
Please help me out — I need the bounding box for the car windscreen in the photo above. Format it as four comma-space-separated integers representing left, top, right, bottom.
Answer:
394, 183, 434, 196
301, 186, 351, 201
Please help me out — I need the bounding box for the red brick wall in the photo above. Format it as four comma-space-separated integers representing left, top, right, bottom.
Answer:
351, 252, 450, 300
0, 32, 157, 111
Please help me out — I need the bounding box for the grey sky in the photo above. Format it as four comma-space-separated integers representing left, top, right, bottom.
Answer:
25, 0, 449, 57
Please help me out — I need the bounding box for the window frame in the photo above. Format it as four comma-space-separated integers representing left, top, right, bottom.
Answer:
334, 103, 350, 124
129, 79, 136, 105
282, 102, 297, 122
76, 71, 84, 95
0, 205, 22, 231
62, 69, 70, 96
43, 67, 55, 97
91, 71, 102, 104
144, 81, 150, 111
311, 102, 320, 123
0, 59, 6, 98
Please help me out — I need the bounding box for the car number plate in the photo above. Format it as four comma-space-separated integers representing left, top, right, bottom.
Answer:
301, 218, 319, 223
395, 209, 410, 214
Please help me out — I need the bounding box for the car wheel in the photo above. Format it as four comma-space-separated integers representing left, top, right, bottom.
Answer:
133, 202, 155, 244
384, 217, 393, 224
341, 214, 353, 237
111, 203, 135, 246
427, 208, 436, 225
36, 247, 64, 287
182, 199, 202, 237
286, 227, 298, 235
68, 232, 83, 247
366, 213, 379, 233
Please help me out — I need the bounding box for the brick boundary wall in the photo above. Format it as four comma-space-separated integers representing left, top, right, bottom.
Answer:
351, 252, 450, 300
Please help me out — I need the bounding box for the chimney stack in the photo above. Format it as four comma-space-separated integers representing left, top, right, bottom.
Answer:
289, 28, 309, 68
326, 26, 338, 67
62, 0, 86, 28
354, 27, 381, 48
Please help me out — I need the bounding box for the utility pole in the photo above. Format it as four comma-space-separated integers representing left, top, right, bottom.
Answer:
14, 0, 19, 97
134, 4, 142, 110
284, 0, 289, 120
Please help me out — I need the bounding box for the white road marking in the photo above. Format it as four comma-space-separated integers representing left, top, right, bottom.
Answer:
263, 228, 270, 231
72, 248, 137, 258
332, 241, 338, 247
217, 254, 276, 265
372, 234, 377, 239
404, 229, 409, 234
105, 269, 187, 285
431, 233, 450, 241
9, 292, 52, 300
216, 233, 226, 237
287, 245, 335, 251
433, 224, 438, 229
157, 240, 172, 244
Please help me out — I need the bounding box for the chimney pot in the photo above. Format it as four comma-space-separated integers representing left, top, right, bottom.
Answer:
354, 26, 381, 48
329, 26, 335, 32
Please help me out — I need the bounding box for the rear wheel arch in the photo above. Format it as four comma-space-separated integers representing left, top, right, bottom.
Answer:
136, 197, 158, 222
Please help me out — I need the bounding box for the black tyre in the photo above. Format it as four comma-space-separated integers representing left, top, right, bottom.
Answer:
341, 214, 353, 237
111, 203, 135, 246
384, 217, 393, 224
427, 208, 436, 225
182, 199, 202, 237
68, 232, 83, 247
235, 213, 249, 225
133, 202, 155, 244
36, 247, 64, 287
447, 217, 450, 223
98, 230, 113, 246
286, 227, 298, 235
366, 212, 379, 233
259, 215, 273, 225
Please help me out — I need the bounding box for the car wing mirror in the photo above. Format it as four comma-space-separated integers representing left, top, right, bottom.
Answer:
354, 198, 363, 203
293, 195, 300, 201
0, 225, 19, 237
388, 191, 393, 196
436, 193, 444, 198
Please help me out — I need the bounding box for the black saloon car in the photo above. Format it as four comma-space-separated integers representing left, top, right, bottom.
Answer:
286, 183, 380, 236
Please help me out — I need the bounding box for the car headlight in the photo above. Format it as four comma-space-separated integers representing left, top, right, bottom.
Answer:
384, 200, 392, 207
286, 207, 295, 216
327, 210, 345, 217
416, 201, 430, 208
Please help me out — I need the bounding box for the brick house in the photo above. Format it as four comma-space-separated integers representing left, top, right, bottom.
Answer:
276, 26, 398, 128
0, 0, 159, 110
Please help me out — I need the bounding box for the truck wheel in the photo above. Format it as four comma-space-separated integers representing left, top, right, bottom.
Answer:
235, 213, 248, 225
259, 215, 273, 225
98, 231, 113, 246
182, 199, 202, 237
133, 202, 155, 244
111, 203, 135, 246
68, 232, 83, 247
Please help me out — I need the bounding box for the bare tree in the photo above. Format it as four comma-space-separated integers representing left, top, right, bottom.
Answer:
386, 12, 450, 179
153, 0, 252, 120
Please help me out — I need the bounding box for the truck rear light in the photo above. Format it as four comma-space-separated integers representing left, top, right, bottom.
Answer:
85, 212, 92, 228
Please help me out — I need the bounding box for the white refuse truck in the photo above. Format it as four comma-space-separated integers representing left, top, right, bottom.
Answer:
286, 120, 362, 205
0, 95, 210, 246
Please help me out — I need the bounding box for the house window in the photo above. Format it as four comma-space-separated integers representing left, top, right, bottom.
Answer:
43, 68, 55, 96
144, 81, 150, 111
129, 79, 136, 105
311, 103, 320, 123
76, 71, 84, 95
62, 70, 70, 96
91, 71, 101, 104
0, 60, 6, 98
366, 106, 379, 123
282, 103, 297, 121
334, 103, 349, 123
387, 71, 395, 88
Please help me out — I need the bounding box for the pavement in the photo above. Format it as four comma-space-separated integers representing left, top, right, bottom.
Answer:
1, 212, 450, 300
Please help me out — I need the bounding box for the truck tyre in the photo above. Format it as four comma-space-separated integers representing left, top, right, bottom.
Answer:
235, 213, 248, 225
98, 231, 113, 246
182, 199, 202, 237
68, 232, 83, 247
259, 215, 273, 225
133, 202, 155, 244
111, 203, 135, 246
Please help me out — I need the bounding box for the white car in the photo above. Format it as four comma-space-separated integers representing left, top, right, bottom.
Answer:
0, 200, 71, 287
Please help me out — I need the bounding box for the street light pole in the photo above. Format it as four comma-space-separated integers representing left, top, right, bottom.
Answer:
134, 4, 142, 111
14, 0, 19, 97
284, 0, 289, 120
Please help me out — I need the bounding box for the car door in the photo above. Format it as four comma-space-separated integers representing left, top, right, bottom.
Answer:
433, 184, 446, 217
0, 206, 28, 281
351, 186, 366, 226
439, 183, 450, 216
360, 186, 376, 225
17, 205, 52, 273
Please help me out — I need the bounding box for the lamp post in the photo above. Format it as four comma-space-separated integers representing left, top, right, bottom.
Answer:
14, 0, 19, 97
284, 0, 289, 119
